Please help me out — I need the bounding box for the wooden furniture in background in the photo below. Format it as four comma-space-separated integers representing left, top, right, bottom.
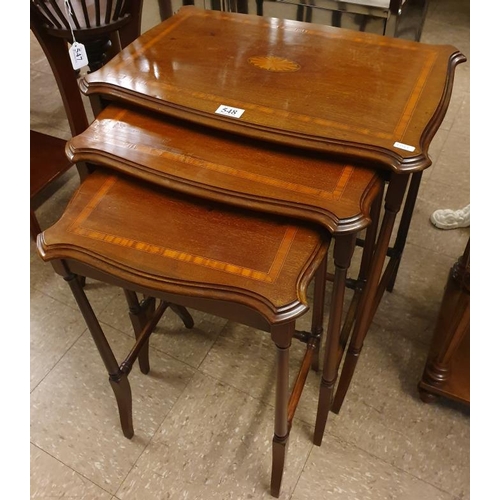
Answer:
30, 131, 74, 239
30, 0, 144, 73
29, 0, 144, 239
158, 0, 430, 42
79, 6, 466, 420
418, 239, 470, 406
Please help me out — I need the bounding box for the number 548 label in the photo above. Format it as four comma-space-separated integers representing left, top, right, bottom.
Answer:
215, 105, 245, 119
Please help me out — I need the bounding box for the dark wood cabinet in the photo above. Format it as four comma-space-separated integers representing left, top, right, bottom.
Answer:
418, 240, 470, 406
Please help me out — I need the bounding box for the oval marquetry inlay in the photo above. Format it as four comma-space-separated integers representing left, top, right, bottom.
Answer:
248, 56, 301, 72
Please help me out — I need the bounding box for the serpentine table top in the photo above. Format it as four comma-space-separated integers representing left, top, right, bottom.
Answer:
80, 6, 465, 174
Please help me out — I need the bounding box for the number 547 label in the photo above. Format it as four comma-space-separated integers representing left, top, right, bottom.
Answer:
215, 105, 245, 119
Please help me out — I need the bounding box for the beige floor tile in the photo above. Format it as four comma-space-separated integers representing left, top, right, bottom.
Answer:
426, 0, 469, 26
427, 132, 470, 191
427, 126, 450, 165
30, 69, 71, 137
31, 444, 112, 499
30, 325, 196, 493
197, 316, 351, 432
31, 168, 79, 239
30, 288, 87, 391
30, 32, 51, 71
316, 310, 470, 497
382, 242, 462, 307
371, 288, 438, 346
432, 88, 467, 135
141, 0, 163, 31
117, 372, 313, 499
292, 434, 457, 500
31, 250, 122, 317
98, 296, 228, 369
450, 93, 470, 138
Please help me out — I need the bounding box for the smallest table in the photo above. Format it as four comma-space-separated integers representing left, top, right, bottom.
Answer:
37, 170, 330, 497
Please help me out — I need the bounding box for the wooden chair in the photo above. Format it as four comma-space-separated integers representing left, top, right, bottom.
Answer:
30, 0, 144, 239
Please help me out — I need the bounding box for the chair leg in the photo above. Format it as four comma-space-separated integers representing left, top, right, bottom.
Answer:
63, 267, 134, 438
313, 233, 356, 446
270, 323, 293, 498
331, 174, 409, 415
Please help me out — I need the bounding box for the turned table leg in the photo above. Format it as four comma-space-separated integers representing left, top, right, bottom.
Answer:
331, 173, 409, 414
311, 255, 328, 372
124, 290, 155, 374
314, 233, 357, 446
62, 268, 134, 438
270, 322, 294, 498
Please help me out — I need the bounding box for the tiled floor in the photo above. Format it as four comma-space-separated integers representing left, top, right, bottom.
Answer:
30, 1, 470, 499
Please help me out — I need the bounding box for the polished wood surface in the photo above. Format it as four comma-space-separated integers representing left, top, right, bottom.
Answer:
63, 107, 385, 453
31, 131, 73, 198
67, 104, 384, 234
418, 240, 470, 406
30, 130, 74, 239
36, 169, 334, 497
38, 170, 330, 327
81, 6, 465, 172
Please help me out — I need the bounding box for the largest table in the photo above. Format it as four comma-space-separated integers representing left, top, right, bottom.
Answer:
79, 5, 466, 413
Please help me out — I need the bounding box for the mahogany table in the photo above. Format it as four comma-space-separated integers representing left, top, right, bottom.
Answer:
66, 101, 384, 449
78, 6, 465, 419
37, 139, 383, 496
37, 169, 330, 497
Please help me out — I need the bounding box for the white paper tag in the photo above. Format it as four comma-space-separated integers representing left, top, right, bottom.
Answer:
215, 105, 245, 119
393, 141, 415, 152
69, 42, 89, 70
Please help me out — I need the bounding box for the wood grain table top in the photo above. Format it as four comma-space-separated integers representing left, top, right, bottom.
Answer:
37, 170, 330, 326
67, 104, 384, 234
80, 6, 466, 173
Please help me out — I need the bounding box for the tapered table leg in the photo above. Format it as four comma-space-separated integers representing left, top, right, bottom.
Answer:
270, 323, 293, 498
313, 233, 356, 446
331, 173, 409, 414
386, 171, 423, 292
62, 266, 134, 438
311, 255, 328, 372
337, 188, 383, 361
